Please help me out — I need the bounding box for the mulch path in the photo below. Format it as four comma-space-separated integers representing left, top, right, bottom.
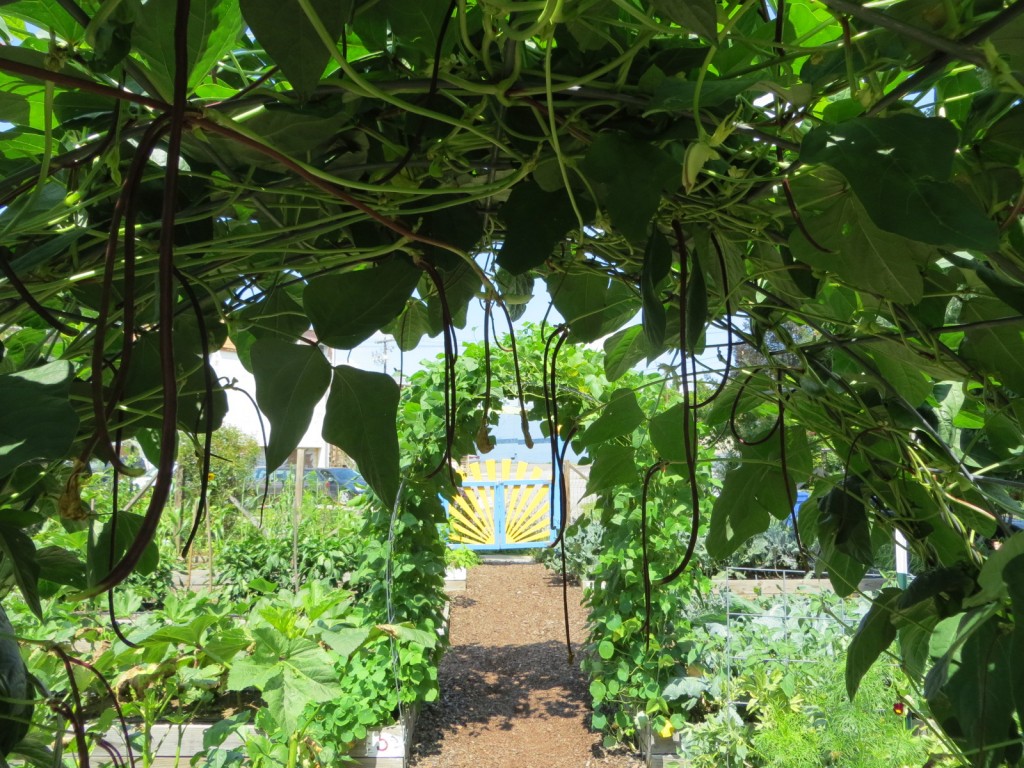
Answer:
409, 562, 644, 768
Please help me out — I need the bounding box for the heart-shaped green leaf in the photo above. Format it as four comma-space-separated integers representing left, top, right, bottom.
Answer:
322, 366, 401, 508
305, 257, 421, 349
251, 340, 332, 471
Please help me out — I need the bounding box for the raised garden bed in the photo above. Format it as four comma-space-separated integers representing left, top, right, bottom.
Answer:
638, 719, 684, 768
93, 709, 420, 768
444, 566, 467, 592
715, 575, 884, 599
84, 596, 454, 768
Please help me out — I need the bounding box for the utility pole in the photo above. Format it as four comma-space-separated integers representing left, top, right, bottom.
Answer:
292, 450, 304, 590
373, 335, 392, 373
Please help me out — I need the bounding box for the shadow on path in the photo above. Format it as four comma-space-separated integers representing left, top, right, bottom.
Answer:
414, 639, 583, 755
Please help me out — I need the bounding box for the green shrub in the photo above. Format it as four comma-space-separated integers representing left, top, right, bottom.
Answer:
583, 578, 944, 766
581, 487, 713, 745
445, 546, 480, 569
750, 660, 928, 768
725, 520, 803, 574
215, 529, 361, 600
667, 592, 940, 767
537, 514, 603, 581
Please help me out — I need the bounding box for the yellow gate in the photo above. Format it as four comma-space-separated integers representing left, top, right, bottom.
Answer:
445, 459, 560, 550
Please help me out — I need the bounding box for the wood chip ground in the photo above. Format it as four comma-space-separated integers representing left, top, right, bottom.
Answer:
409, 562, 645, 768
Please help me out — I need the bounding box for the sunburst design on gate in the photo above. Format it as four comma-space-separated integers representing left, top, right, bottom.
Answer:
447, 459, 552, 548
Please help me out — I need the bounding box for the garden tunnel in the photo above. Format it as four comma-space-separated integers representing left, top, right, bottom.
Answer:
0, 0, 1023, 765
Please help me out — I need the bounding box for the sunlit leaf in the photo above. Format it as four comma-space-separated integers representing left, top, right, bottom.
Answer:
251, 340, 332, 471
1, 0, 82, 42
322, 366, 400, 508
801, 115, 998, 250
579, 389, 644, 448
305, 257, 422, 349
320, 626, 374, 660
0, 361, 77, 479
227, 629, 342, 734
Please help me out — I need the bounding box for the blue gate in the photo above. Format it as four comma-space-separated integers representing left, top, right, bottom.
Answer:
445, 460, 563, 550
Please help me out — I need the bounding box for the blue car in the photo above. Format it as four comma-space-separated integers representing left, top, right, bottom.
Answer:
783, 490, 811, 527
323, 467, 367, 499
252, 467, 341, 498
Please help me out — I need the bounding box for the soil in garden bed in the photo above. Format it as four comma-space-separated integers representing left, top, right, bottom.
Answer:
410, 562, 643, 768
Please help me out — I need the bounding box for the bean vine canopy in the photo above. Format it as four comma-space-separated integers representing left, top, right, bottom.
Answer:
1, 0, 1024, 761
